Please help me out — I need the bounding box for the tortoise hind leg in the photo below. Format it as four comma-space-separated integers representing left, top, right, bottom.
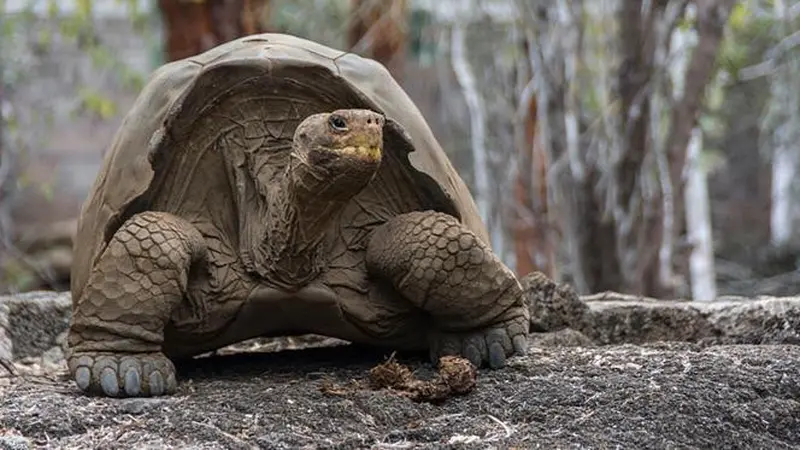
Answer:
67, 211, 207, 397
365, 211, 529, 369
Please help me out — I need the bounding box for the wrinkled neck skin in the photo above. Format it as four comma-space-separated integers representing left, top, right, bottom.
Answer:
243, 144, 378, 291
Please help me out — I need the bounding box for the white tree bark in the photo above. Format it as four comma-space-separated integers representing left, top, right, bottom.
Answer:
670, 3, 716, 300
450, 21, 505, 254
769, 0, 800, 247
653, 0, 691, 290
771, 134, 796, 246
684, 127, 717, 301
557, 0, 585, 183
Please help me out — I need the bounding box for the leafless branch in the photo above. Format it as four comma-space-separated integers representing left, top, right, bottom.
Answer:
739, 29, 800, 81
348, 0, 409, 55
450, 21, 490, 221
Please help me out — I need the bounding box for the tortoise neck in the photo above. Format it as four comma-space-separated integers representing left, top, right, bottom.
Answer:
260, 181, 344, 289
250, 155, 375, 290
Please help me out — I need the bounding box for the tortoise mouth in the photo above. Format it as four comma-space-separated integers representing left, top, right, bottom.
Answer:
307, 144, 383, 167
329, 145, 382, 161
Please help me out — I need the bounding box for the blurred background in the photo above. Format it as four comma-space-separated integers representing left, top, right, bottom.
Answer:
0, 0, 798, 301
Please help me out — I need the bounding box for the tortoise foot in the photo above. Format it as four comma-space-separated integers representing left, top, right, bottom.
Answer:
68, 352, 178, 398
429, 315, 528, 370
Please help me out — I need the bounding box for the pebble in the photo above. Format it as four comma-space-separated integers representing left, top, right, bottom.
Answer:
118, 398, 172, 415
0, 435, 32, 450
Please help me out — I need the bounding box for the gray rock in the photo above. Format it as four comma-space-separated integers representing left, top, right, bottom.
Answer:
706, 296, 800, 344
0, 291, 71, 360
522, 272, 589, 332
0, 301, 12, 366
2, 289, 799, 367
0, 436, 32, 450
574, 292, 800, 345
529, 328, 595, 347
1, 289, 799, 448
0, 343, 798, 449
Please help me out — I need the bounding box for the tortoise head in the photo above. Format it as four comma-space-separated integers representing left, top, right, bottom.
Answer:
290, 109, 385, 199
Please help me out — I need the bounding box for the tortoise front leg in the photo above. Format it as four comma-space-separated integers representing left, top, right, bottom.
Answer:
366, 211, 529, 369
67, 211, 207, 397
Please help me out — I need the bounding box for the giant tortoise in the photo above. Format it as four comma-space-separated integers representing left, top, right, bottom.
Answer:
68, 33, 546, 398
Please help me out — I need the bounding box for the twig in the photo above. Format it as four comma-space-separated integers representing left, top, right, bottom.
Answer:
0, 356, 17, 376
486, 414, 513, 438
374, 440, 415, 449
191, 421, 256, 450
739, 30, 800, 81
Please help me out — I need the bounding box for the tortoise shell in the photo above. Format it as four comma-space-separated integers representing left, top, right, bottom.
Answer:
71, 33, 488, 301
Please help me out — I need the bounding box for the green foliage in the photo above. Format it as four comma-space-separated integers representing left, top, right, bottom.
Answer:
676, 14, 695, 32
0, 0, 157, 291
410, 8, 437, 66
716, 3, 776, 78
117, 0, 150, 34
696, 145, 728, 175
0, 259, 37, 293
270, 0, 350, 50
77, 87, 117, 119
727, 1, 750, 31
1, 0, 155, 126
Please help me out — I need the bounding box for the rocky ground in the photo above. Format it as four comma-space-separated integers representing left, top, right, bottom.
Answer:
1, 291, 799, 449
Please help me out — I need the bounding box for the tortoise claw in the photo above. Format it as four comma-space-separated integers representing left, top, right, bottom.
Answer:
68, 352, 177, 398
429, 315, 529, 369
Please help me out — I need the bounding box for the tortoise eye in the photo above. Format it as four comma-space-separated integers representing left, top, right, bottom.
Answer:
328, 114, 348, 132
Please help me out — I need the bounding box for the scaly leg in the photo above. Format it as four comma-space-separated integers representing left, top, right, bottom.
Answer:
67, 211, 207, 397
366, 211, 529, 369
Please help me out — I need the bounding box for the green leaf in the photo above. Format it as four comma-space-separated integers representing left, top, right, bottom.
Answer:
1, 259, 37, 292
39, 182, 55, 201
16, 172, 30, 189
728, 2, 750, 32
37, 28, 53, 47
1, 15, 15, 38
46, 0, 60, 19
677, 15, 695, 32
86, 45, 116, 70
5, 113, 18, 132
58, 15, 83, 39
120, 69, 146, 91
77, 87, 118, 119
75, 0, 93, 21
19, 2, 37, 23
699, 148, 727, 175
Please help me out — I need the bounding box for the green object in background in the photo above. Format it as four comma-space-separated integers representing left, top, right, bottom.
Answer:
148, 0, 164, 69
409, 8, 437, 67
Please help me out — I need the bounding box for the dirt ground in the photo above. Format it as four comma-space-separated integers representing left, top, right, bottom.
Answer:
1, 340, 799, 449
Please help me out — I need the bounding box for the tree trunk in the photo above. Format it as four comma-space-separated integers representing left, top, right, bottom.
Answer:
521, 1, 599, 293
513, 104, 554, 277
771, 130, 798, 246
0, 23, 13, 292
513, 56, 554, 277
450, 22, 503, 254
157, 0, 271, 62
0, 29, 10, 256
519, 0, 728, 298
768, 0, 800, 247
348, 0, 407, 80
771, 136, 797, 246
664, 0, 735, 266
613, 0, 661, 295
684, 127, 717, 300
